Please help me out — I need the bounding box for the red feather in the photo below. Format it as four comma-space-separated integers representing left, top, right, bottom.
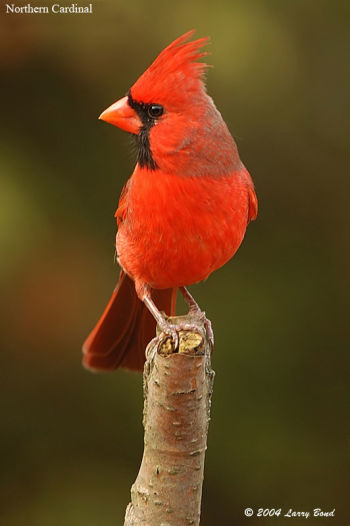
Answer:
131, 30, 210, 107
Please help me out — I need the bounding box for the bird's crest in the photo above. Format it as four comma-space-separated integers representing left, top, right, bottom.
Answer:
131, 30, 210, 107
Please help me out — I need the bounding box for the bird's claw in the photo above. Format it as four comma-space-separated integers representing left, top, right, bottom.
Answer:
158, 320, 179, 350
204, 317, 214, 352
158, 320, 207, 352
158, 317, 214, 353
187, 308, 214, 351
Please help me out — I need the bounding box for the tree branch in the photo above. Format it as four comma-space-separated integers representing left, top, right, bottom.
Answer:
124, 314, 215, 526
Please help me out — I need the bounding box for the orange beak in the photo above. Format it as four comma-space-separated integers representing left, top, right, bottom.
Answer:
99, 96, 142, 134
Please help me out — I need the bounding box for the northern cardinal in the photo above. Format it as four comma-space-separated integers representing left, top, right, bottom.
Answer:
83, 31, 257, 372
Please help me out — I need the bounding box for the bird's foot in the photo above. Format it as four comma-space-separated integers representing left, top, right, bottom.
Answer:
156, 317, 180, 350
187, 309, 214, 352
158, 313, 214, 353
158, 319, 202, 353
179, 286, 214, 351
143, 287, 213, 354
203, 316, 214, 351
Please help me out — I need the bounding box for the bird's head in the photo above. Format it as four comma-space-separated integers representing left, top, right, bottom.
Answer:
100, 31, 239, 175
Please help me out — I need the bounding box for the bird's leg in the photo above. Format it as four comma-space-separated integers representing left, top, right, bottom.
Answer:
141, 284, 211, 351
180, 286, 214, 350
180, 286, 202, 314
142, 292, 179, 350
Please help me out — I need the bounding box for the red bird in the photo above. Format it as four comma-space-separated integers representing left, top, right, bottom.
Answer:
83, 31, 257, 372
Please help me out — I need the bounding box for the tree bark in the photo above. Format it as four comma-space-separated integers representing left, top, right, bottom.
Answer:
124, 314, 215, 526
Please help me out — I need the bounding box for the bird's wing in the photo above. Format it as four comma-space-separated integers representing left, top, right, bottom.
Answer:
247, 185, 258, 223
114, 179, 131, 227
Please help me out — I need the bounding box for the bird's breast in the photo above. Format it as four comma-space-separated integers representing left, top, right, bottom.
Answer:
117, 166, 251, 289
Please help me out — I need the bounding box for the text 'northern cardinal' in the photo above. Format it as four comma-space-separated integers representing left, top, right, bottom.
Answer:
83, 31, 258, 372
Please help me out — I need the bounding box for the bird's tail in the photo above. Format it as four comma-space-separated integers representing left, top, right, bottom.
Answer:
82, 271, 177, 372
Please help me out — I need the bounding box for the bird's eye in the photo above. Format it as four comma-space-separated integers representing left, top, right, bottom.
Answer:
148, 104, 164, 119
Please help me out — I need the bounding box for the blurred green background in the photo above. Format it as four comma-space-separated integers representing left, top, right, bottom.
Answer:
1, 1, 349, 524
